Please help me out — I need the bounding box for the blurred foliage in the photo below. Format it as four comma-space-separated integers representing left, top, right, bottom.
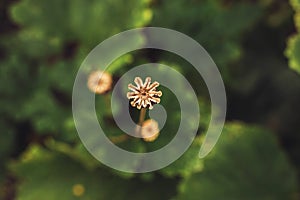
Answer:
152, 0, 262, 81
178, 123, 299, 200
286, 0, 300, 74
10, 145, 178, 200
0, 0, 299, 199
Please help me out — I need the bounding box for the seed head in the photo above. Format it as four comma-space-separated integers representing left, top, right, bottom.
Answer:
87, 70, 113, 94
140, 119, 160, 142
127, 77, 162, 109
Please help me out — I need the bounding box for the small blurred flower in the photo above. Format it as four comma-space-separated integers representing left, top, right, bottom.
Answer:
127, 77, 162, 109
140, 119, 160, 142
87, 70, 113, 94
72, 184, 85, 197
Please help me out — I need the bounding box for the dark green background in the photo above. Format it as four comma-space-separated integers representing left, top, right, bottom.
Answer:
1, 0, 300, 199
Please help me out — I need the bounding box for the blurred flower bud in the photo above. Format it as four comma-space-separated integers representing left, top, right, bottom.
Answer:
87, 70, 113, 94
140, 119, 160, 142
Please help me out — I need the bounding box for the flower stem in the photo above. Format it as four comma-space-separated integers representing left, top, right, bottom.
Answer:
137, 107, 147, 136
139, 108, 147, 126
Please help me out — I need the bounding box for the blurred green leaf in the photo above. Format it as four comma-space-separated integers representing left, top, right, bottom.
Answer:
159, 137, 204, 177
290, 0, 300, 11
177, 123, 299, 200
9, 0, 151, 58
286, 35, 300, 74
152, 0, 262, 78
286, 0, 300, 74
10, 145, 178, 200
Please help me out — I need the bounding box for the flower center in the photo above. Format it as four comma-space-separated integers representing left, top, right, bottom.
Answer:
140, 89, 147, 96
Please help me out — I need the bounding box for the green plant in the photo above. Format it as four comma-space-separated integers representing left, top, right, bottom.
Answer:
286, 0, 300, 74
0, 0, 299, 199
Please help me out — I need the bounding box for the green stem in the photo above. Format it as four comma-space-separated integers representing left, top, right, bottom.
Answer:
137, 107, 147, 136
139, 107, 147, 125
